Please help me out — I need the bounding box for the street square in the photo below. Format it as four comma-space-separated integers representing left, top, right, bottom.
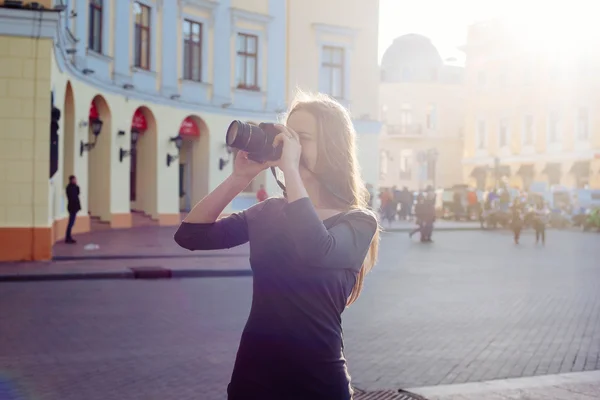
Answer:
0, 230, 599, 400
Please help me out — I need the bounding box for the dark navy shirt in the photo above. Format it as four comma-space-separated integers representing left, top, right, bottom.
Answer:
174, 197, 377, 400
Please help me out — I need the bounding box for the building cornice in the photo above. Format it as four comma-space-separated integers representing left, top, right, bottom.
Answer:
230, 7, 273, 25
0, 7, 59, 40
312, 23, 358, 39
181, 0, 218, 15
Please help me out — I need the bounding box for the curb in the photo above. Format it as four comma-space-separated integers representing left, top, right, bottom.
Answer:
406, 370, 600, 399
0, 268, 253, 283
383, 227, 482, 233
51, 253, 250, 261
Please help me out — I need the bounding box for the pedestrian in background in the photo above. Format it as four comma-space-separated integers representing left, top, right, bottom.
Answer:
65, 175, 81, 244
511, 198, 524, 245
256, 184, 268, 202
421, 190, 436, 242
533, 201, 549, 245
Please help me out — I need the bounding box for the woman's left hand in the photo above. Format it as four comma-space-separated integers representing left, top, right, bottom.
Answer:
271, 124, 302, 175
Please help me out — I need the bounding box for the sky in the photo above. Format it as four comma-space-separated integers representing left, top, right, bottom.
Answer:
377, 0, 589, 64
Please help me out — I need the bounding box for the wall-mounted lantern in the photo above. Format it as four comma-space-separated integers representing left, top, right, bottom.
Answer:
80, 117, 103, 156
166, 135, 184, 167
119, 129, 140, 163
219, 144, 234, 170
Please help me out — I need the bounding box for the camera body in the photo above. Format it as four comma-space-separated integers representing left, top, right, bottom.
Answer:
226, 121, 283, 163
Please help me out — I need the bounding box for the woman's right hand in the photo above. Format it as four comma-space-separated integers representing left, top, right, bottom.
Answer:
231, 150, 270, 181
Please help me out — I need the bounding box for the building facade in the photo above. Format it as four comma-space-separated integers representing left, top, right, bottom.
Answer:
0, 0, 381, 261
379, 34, 464, 191
462, 19, 600, 191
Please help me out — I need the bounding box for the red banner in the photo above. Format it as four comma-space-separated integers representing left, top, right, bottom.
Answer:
131, 109, 147, 132
89, 102, 99, 120
179, 116, 200, 137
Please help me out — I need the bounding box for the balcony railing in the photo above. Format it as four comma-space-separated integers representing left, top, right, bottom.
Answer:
386, 124, 423, 136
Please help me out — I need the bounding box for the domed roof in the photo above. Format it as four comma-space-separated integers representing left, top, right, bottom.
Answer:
381, 34, 443, 82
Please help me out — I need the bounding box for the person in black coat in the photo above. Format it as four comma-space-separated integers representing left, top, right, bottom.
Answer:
65, 175, 81, 244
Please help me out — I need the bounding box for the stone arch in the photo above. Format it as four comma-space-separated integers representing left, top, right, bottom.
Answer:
87, 94, 112, 223
130, 106, 158, 218
177, 115, 209, 211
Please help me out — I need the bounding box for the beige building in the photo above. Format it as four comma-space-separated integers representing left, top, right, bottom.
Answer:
0, 0, 381, 261
379, 34, 464, 191
462, 19, 600, 190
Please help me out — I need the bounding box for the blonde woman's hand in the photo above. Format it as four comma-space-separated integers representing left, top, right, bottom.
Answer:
231, 150, 270, 182
271, 125, 302, 176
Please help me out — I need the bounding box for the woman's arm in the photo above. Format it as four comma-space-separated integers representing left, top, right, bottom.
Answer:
174, 176, 251, 251
183, 175, 250, 223
175, 150, 269, 251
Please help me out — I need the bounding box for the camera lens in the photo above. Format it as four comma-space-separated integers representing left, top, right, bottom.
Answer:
226, 121, 269, 155
226, 121, 242, 147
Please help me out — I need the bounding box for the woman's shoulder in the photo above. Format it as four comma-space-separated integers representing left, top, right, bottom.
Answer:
244, 196, 286, 220
338, 207, 378, 230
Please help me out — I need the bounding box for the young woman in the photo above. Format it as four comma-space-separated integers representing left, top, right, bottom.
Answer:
174, 92, 380, 400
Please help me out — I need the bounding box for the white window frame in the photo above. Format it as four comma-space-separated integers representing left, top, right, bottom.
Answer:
399, 149, 413, 180
476, 119, 487, 151
320, 45, 346, 100
575, 106, 591, 151
546, 109, 561, 152
181, 14, 210, 83
426, 104, 437, 130
521, 114, 535, 154
132, 0, 158, 72
231, 8, 270, 92
498, 118, 510, 148
313, 23, 356, 104
577, 107, 590, 141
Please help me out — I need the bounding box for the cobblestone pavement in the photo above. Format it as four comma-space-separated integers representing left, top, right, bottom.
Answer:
0, 230, 599, 400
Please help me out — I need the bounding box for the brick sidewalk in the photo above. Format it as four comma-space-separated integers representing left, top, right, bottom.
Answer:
52, 225, 250, 260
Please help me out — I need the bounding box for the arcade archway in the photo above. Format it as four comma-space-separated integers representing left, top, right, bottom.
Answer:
177, 115, 209, 212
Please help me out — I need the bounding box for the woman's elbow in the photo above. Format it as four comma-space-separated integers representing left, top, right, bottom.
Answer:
174, 228, 196, 251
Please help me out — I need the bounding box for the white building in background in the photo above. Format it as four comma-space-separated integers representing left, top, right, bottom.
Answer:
379, 34, 465, 191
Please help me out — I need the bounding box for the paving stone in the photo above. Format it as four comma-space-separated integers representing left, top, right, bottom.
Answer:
0, 230, 599, 399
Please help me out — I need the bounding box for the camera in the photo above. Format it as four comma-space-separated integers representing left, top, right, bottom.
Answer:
226, 121, 283, 163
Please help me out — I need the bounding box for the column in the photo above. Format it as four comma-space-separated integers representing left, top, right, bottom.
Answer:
113, 0, 133, 86
160, 2, 178, 95
266, 0, 286, 111
212, 0, 232, 106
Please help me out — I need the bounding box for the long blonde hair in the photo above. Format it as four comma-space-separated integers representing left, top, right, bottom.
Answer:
285, 91, 380, 306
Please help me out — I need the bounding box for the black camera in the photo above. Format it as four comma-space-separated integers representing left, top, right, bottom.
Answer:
226, 121, 283, 163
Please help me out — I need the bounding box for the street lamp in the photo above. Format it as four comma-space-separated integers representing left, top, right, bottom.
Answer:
80, 117, 103, 156
219, 144, 234, 170
166, 135, 183, 167
119, 129, 140, 163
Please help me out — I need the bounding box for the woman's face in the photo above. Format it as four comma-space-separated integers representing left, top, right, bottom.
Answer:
286, 110, 319, 174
